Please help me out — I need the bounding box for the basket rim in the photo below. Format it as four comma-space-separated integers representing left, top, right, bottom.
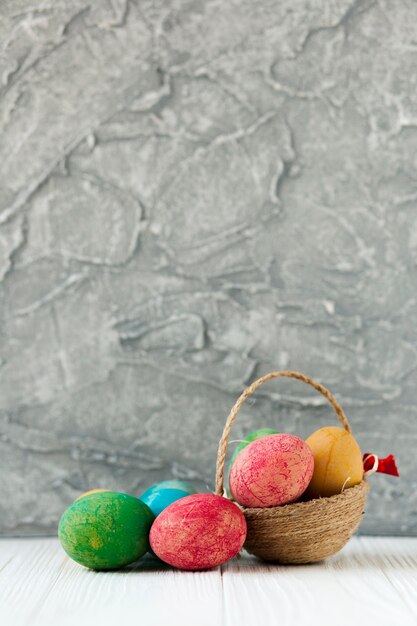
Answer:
240, 480, 369, 514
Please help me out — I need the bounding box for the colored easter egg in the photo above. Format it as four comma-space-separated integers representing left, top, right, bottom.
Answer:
229, 434, 314, 507
76, 488, 110, 500
150, 494, 247, 570
140, 487, 192, 516
58, 491, 154, 570
229, 428, 279, 467
305, 426, 363, 499
140, 480, 195, 499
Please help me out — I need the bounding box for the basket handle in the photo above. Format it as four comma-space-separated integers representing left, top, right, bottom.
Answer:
215, 370, 351, 497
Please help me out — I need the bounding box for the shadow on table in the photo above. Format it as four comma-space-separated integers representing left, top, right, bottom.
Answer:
123, 553, 173, 572
222, 548, 417, 573
106, 542, 417, 574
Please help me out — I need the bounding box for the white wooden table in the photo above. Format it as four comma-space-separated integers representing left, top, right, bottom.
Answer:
1, 537, 416, 626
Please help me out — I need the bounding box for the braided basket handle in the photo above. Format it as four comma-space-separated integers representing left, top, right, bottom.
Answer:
215, 370, 351, 497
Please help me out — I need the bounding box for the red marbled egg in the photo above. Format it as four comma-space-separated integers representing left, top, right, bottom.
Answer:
229, 434, 314, 507
149, 494, 247, 570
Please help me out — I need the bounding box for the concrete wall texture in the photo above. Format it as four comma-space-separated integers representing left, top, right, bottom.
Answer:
0, 0, 415, 536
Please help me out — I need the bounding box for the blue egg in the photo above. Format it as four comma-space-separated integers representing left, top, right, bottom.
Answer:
139, 488, 189, 517
143, 480, 196, 494
139, 480, 196, 517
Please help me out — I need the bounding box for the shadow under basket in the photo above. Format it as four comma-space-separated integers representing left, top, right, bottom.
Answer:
215, 371, 370, 564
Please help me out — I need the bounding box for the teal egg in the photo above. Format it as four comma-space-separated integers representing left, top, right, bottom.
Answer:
139, 488, 189, 516
58, 491, 155, 570
229, 428, 279, 467
139, 480, 196, 516
143, 480, 196, 494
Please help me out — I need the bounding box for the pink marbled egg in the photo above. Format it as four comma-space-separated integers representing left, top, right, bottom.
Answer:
149, 494, 247, 570
229, 434, 314, 507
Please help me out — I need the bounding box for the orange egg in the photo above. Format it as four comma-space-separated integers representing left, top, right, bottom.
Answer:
76, 489, 110, 501
305, 427, 363, 499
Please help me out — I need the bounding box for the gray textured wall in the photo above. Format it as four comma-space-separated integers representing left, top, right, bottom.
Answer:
0, 0, 414, 536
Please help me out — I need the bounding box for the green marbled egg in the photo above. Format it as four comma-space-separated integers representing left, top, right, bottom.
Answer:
58, 491, 154, 570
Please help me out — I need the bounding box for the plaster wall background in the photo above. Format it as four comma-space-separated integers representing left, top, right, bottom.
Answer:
0, 0, 415, 535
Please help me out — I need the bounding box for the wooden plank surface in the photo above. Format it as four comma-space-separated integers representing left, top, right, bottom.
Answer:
1, 537, 416, 626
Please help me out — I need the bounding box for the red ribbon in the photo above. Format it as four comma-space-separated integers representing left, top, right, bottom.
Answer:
363, 453, 399, 477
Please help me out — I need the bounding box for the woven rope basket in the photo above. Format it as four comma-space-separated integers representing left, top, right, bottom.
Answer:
215, 371, 369, 564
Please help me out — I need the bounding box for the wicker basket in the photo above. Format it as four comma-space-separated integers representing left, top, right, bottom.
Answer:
215, 371, 369, 564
